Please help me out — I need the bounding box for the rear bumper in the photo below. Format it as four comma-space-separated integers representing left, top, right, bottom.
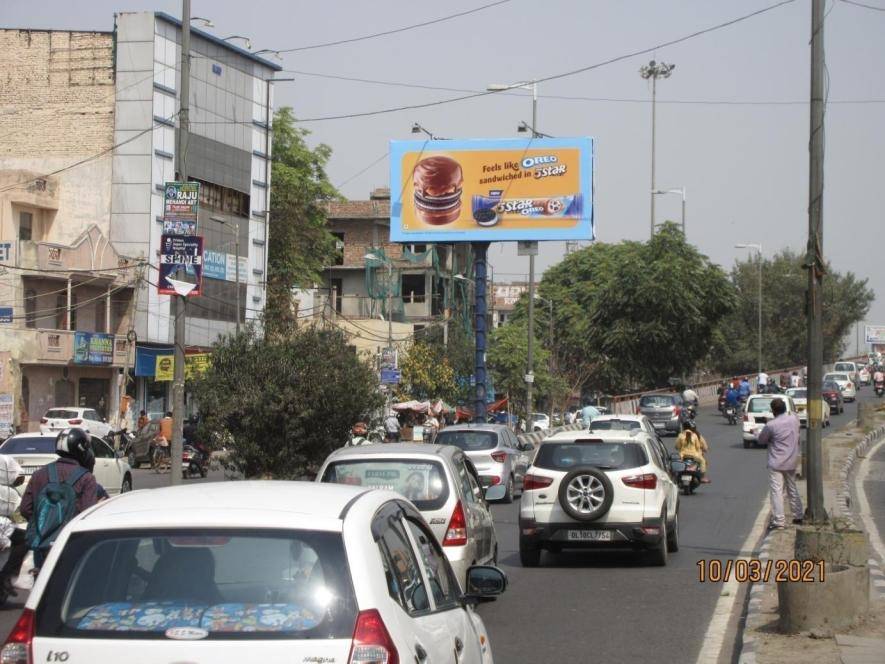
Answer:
519, 516, 665, 549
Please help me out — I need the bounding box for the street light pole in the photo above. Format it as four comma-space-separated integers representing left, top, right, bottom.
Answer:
651, 187, 686, 236
736, 243, 763, 374
640, 61, 675, 239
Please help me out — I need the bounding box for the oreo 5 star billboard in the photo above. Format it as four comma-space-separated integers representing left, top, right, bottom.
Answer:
389, 137, 594, 242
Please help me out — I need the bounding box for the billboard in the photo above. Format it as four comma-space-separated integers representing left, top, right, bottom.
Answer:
73, 332, 114, 365
865, 325, 885, 344
158, 235, 203, 296
390, 137, 594, 242
164, 181, 200, 225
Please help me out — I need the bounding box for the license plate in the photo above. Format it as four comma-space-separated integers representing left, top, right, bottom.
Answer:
681, 474, 693, 485
652, 422, 665, 429
567, 530, 612, 541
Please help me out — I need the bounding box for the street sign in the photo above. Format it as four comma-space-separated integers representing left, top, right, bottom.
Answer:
381, 368, 401, 384
158, 235, 203, 296
865, 325, 885, 344
517, 241, 538, 256
380, 347, 398, 370
164, 181, 200, 227
163, 219, 197, 236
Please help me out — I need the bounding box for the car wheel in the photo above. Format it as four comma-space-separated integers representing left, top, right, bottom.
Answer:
667, 512, 679, 552
519, 540, 541, 567
121, 475, 132, 493
127, 449, 138, 469
557, 467, 614, 522
501, 475, 514, 504
647, 515, 669, 566
743, 440, 751, 449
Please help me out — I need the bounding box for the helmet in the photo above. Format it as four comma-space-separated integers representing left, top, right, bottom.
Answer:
56, 428, 94, 470
684, 419, 697, 432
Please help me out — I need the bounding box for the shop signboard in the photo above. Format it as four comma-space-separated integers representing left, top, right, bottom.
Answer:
155, 355, 174, 382
154, 353, 211, 382
203, 250, 227, 280
73, 332, 114, 365
164, 181, 200, 226
389, 137, 595, 242
0, 308, 11, 324
0, 394, 12, 438
864, 325, 885, 345
158, 235, 203, 296
225, 254, 248, 283
380, 368, 401, 385
0, 243, 12, 264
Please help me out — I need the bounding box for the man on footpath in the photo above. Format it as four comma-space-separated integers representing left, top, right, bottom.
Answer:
758, 397, 803, 530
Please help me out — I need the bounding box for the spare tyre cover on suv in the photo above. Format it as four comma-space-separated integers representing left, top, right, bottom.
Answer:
557, 466, 614, 522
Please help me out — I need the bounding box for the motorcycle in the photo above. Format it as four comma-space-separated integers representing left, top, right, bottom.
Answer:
724, 404, 738, 425
182, 445, 209, 479
680, 404, 698, 429
876, 380, 884, 398
670, 455, 703, 495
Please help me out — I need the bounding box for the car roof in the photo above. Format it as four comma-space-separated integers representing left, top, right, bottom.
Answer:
45, 406, 85, 411
325, 442, 457, 460
639, 392, 680, 399
4, 432, 56, 440
542, 429, 647, 444
437, 423, 509, 433
71, 481, 393, 532
590, 414, 645, 422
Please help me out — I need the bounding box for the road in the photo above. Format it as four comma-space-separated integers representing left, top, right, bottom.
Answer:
0, 391, 868, 661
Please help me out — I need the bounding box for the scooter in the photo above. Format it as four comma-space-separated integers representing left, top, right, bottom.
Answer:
670, 455, 703, 495
182, 445, 209, 479
724, 404, 738, 425
876, 381, 884, 398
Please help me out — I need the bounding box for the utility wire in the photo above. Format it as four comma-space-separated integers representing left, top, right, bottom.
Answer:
840, 0, 885, 11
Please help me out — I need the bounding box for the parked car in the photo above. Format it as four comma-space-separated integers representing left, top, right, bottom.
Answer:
123, 419, 161, 468
518, 428, 679, 567
317, 443, 499, 591
39, 407, 111, 438
822, 380, 846, 414
822, 372, 856, 401
636, 393, 684, 436
741, 394, 797, 448
785, 388, 830, 428
0, 431, 133, 494
530, 412, 550, 432
434, 423, 532, 503
833, 361, 859, 384
1, 482, 505, 663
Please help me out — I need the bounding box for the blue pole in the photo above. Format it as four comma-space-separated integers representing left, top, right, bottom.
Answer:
473, 242, 489, 422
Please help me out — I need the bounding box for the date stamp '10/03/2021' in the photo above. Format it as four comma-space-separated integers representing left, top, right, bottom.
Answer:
697, 559, 826, 583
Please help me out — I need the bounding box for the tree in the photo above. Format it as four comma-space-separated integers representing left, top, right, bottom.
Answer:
711, 249, 874, 375
266, 107, 341, 335
191, 325, 382, 479
487, 321, 561, 418
415, 322, 474, 404
397, 340, 458, 403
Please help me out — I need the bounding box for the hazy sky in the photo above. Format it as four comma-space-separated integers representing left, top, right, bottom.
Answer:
4, 0, 884, 348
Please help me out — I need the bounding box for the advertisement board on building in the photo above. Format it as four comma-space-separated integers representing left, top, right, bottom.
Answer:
0, 308, 11, 324
865, 325, 885, 344
0, 394, 12, 438
389, 137, 595, 242
203, 250, 227, 280
155, 355, 174, 382
73, 332, 114, 365
164, 181, 200, 225
0, 243, 12, 265
381, 368, 401, 385
158, 235, 203, 296
154, 353, 211, 382
163, 220, 197, 236
226, 254, 248, 283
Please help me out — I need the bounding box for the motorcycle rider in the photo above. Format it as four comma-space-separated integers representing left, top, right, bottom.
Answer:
675, 419, 710, 483
682, 385, 699, 408
739, 376, 752, 402
347, 422, 372, 447
874, 367, 885, 395
0, 454, 25, 597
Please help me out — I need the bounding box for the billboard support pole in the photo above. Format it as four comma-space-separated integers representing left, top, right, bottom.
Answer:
473, 242, 489, 423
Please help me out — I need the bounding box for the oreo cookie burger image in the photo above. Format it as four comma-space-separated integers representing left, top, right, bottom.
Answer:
412, 155, 464, 225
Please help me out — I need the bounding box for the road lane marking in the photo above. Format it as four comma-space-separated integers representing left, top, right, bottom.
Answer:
694, 495, 769, 664
854, 437, 885, 564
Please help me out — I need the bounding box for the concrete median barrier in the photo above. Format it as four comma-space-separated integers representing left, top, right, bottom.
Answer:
777, 563, 869, 633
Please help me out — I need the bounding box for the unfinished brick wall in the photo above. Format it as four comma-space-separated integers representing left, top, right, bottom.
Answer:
0, 29, 115, 156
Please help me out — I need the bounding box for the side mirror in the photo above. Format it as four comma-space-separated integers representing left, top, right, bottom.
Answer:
464, 566, 507, 602
484, 484, 506, 501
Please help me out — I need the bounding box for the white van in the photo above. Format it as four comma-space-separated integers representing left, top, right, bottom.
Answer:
833, 361, 858, 384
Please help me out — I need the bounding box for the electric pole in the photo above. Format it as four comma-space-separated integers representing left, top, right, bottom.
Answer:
805, 0, 827, 524
171, 0, 191, 486
639, 60, 675, 238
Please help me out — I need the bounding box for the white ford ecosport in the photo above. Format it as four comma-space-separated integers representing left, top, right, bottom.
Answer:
518, 429, 679, 567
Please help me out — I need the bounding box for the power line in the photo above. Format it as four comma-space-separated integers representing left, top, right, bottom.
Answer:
335, 151, 389, 189
840, 0, 885, 11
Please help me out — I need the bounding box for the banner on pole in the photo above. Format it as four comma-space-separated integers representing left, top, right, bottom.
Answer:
158, 235, 203, 296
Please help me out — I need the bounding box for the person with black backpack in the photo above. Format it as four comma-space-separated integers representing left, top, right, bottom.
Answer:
20, 428, 99, 569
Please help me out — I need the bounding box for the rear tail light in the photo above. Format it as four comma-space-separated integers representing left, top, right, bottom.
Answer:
488, 476, 501, 486
40, 418, 47, 425
490, 451, 507, 463
1, 608, 35, 664
622, 473, 657, 490
443, 500, 467, 547
348, 609, 398, 664
523, 474, 554, 491
673, 406, 682, 417
68, 419, 82, 425
743, 413, 749, 422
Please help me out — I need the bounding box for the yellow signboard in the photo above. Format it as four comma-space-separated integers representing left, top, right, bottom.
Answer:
154, 353, 211, 382
155, 355, 174, 382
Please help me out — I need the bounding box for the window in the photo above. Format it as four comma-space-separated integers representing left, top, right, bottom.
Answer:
90, 437, 114, 459
403, 518, 460, 610
37, 529, 357, 640
195, 179, 249, 216
435, 430, 497, 451
589, 419, 642, 432
0, 436, 56, 455
401, 274, 426, 304
24, 289, 37, 328
331, 233, 344, 266
321, 459, 449, 511
533, 441, 648, 472
453, 458, 477, 505
84, 410, 101, 422
19, 211, 33, 241
376, 516, 428, 614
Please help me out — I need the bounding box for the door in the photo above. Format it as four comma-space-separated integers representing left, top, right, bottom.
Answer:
90, 436, 122, 495
402, 516, 484, 663
78, 378, 109, 420
54, 379, 74, 408
452, 456, 490, 565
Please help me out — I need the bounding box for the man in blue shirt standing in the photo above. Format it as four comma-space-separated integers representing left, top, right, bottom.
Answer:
580, 403, 601, 427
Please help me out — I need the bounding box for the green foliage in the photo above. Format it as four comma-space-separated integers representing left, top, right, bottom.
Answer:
266, 107, 342, 335
191, 325, 382, 479
416, 322, 474, 403
397, 341, 459, 403
487, 321, 559, 417
711, 249, 874, 375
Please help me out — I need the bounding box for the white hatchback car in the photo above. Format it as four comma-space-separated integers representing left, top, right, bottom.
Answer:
0, 431, 133, 495
519, 429, 679, 567
2, 482, 506, 664
39, 407, 111, 438
823, 372, 856, 402
742, 394, 797, 448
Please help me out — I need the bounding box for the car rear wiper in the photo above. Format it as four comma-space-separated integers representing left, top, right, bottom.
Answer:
590, 464, 618, 470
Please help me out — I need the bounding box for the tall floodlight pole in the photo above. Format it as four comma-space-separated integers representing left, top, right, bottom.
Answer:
640, 61, 675, 238
486, 79, 539, 427
736, 243, 763, 374
170, 0, 192, 486
806, 0, 828, 524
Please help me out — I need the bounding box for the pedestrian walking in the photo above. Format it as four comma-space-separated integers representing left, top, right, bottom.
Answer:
790, 371, 801, 388
757, 398, 803, 529
384, 411, 401, 443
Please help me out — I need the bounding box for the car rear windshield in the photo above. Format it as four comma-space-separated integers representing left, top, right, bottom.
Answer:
639, 395, 677, 408
822, 382, 840, 392
321, 459, 449, 511
435, 430, 498, 451
44, 409, 79, 420
0, 437, 56, 455
533, 441, 648, 471
825, 374, 848, 382
748, 398, 778, 413
589, 420, 641, 431
36, 529, 357, 640
788, 389, 807, 399
834, 364, 854, 372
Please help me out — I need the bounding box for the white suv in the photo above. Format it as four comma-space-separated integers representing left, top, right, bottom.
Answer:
39, 407, 111, 438
742, 394, 797, 448
518, 429, 679, 567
